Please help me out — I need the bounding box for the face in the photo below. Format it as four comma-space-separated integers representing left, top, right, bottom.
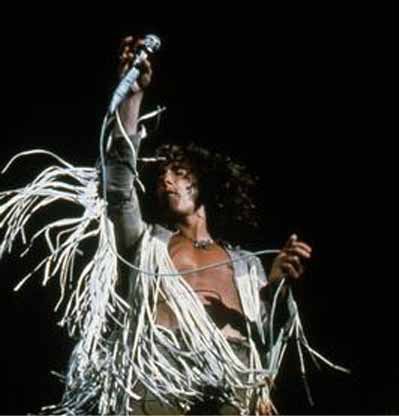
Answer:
155, 161, 200, 218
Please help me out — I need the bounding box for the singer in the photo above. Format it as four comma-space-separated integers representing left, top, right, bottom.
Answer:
0, 35, 347, 416
99, 36, 311, 415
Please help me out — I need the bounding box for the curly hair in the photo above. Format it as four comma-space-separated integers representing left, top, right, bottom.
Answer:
141, 143, 260, 241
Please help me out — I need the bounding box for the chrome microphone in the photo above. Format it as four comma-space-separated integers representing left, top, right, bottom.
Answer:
108, 34, 161, 114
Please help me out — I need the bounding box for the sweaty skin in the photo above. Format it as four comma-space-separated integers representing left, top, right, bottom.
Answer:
154, 162, 247, 339
160, 235, 246, 338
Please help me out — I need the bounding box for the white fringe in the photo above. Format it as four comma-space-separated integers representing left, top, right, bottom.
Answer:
0, 151, 349, 415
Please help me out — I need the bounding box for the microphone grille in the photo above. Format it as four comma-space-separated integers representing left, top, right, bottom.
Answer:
143, 34, 161, 53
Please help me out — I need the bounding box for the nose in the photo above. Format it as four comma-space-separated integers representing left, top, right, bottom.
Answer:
160, 169, 174, 187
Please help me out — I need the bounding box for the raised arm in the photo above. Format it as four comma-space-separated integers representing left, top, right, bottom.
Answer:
105, 36, 153, 258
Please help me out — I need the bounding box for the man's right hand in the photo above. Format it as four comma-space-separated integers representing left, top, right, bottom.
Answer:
118, 36, 153, 91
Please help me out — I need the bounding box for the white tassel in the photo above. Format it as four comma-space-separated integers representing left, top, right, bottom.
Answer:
0, 150, 348, 414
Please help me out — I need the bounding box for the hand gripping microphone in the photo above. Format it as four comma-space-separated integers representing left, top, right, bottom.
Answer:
108, 34, 161, 114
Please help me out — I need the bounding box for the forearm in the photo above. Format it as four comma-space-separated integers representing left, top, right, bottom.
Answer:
113, 90, 144, 136
105, 131, 145, 255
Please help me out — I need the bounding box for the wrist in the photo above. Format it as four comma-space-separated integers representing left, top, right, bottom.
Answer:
268, 267, 282, 284
129, 81, 144, 95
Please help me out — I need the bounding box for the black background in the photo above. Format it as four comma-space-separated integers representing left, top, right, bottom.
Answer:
0, 3, 397, 415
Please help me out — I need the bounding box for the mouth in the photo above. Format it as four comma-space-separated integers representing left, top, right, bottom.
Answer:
167, 193, 180, 201
163, 190, 181, 203
165, 189, 179, 197
160, 186, 194, 203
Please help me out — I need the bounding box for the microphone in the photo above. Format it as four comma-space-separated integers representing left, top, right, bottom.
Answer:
108, 34, 161, 114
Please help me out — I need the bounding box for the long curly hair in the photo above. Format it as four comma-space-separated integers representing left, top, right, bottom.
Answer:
141, 143, 260, 241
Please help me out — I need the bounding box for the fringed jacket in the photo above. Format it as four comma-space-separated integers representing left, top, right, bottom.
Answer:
0, 131, 346, 415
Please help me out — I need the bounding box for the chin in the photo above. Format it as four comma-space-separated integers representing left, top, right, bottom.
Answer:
170, 207, 195, 218
166, 203, 196, 219
158, 195, 198, 220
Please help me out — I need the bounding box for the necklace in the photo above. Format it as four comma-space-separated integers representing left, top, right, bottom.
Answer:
178, 232, 215, 250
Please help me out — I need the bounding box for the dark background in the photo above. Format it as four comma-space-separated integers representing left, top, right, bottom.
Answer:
0, 3, 397, 414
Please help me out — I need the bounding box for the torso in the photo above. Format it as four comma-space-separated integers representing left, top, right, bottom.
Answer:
155, 234, 247, 339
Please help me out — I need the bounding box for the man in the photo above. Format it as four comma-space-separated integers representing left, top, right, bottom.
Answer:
99, 36, 312, 415
0, 36, 313, 416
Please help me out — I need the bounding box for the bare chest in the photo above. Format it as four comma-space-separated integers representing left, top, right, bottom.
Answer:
168, 238, 242, 310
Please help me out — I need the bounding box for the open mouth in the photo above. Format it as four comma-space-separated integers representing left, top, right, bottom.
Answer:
166, 190, 179, 197
164, 191, 181, 203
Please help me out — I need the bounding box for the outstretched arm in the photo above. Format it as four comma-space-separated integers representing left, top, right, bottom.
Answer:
105, 36, 153, 257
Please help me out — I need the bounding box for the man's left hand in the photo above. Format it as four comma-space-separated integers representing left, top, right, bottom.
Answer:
269, 234, 312, 283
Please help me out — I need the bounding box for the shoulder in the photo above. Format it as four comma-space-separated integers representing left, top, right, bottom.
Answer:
225, 243, 259, 266
225, 243, 267, 284
149, 223, 174, 244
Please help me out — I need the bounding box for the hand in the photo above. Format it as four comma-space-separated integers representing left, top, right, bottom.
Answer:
118, 35, 153, 91
269, 234, 312, 283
